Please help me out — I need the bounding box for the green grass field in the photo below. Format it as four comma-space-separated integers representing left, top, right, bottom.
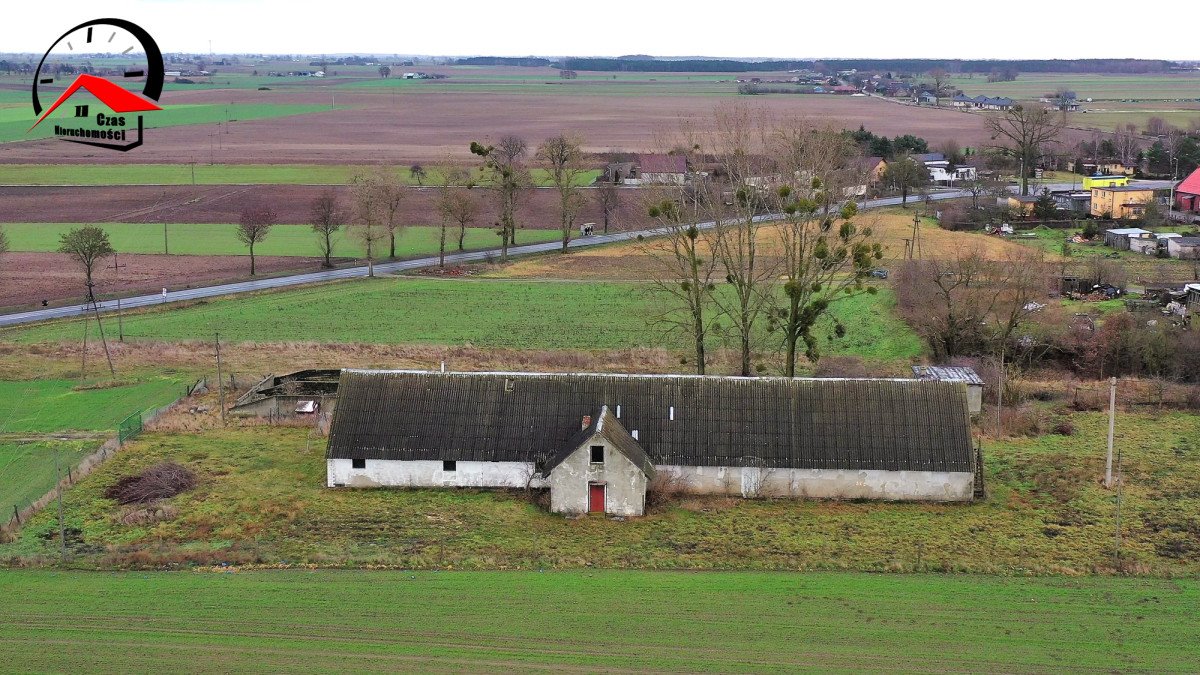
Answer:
0, 163, 601, 186
0, 278, 922, 361
3, 223, 559, 258
0, 570, 1195, 671
0, 378, 185, 434
5, 403, 1196, 574
0, 103, 335, 144
951, 73, 1200, 101
0, 440, 93, 513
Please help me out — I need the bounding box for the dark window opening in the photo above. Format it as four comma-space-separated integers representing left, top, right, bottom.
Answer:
590, 445, 604, 463
351, 458, 366, 469
443, 460, 457, 472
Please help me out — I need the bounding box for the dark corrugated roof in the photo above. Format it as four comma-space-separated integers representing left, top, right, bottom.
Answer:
326, 371, 974, 472
912, 366, 985, 386
541, 406, 655, 477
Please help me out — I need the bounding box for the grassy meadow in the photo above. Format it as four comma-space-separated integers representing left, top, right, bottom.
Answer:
2, 406, 1198, 574
0, 103, 335, 144
0, 278, 922, 362
1, 569, 1196, 672
0, 377, 186, 434
3, 222, 559, 258
0, 440, 93, 514
950, 72, 1200, 101
0, 163, 601, 186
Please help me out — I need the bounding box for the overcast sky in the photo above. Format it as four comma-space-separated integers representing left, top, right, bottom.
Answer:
1, 0, 1194, 60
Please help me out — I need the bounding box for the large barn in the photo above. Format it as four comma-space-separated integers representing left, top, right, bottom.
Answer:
325, 370, 980, 516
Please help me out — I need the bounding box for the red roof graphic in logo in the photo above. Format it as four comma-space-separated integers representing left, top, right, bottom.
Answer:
29, 73, 161, 131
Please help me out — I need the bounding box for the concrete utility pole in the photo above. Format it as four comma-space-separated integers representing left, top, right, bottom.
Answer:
1105, 376, 1117, 488
111, 255, 127, 342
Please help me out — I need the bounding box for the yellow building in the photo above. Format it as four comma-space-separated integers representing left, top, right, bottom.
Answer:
1090, 185, 1155, 219
1082, 174, 1129, 190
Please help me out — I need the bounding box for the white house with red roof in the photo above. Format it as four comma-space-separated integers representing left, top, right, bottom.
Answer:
635, 153, 689, 185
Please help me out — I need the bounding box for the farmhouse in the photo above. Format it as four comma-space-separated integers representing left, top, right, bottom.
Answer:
1082, 174, 1128, 190
635, 154, 688, 185
325, 370, 980, 516
1091, 185, 1155, 219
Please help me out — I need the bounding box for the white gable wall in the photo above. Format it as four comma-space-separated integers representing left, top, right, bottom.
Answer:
547, 434, 648, 516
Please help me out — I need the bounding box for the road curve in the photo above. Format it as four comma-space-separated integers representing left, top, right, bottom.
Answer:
0, 191, 965, 328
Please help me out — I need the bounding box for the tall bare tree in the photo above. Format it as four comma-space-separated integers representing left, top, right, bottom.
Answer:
769, 126, 882, 375
409, 164, 427, 186
350, 172, 386, 277
58, 226, 113, 290
929, 68, 950, 105
375, 171, 406, 259
537, 134, 587, 252
470, 135, 529, 262
237, 206, 276, 276
688, 104, 780, 377
309, 191, 344, 268
642, 194, 720, 375
985, 105, 1066, 195
434, 166, 479, 266
594, 182, 620, 234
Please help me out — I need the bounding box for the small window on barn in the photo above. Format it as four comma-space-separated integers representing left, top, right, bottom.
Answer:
443, 460, 457, 472
504, 378, 515, 392
590, 445, 604, 464
351, 458, 366, 469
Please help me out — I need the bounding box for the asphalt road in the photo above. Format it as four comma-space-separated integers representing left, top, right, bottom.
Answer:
0, 190, 966, 329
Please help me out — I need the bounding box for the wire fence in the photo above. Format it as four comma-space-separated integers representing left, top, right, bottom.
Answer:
3, 378, 205, 538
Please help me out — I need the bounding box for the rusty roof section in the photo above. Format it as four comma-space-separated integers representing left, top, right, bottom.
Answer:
326, 370, 974, 472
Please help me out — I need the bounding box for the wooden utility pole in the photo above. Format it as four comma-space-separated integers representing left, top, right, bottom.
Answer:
1105, 376, 1117, 488
215, 332, 226, 426
87, 284, 116, 377
995, 349, 1005, 437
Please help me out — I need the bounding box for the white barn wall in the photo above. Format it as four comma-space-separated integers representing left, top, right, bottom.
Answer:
660, 465, 975, 502
327, 459, 546, 489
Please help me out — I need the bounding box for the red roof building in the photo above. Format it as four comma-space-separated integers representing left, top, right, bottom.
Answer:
1176, 167, 1200, 214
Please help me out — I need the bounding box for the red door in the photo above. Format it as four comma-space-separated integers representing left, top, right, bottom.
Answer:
588, 484, 605, 514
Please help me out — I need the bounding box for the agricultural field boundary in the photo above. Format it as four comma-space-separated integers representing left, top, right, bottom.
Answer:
0, 379, 204, 541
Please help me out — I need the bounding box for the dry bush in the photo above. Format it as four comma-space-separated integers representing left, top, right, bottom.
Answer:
812, 356, 879, 379
1052, 419, 1076, 436
645, 469, 691, 511
104, 462, 197, 505
999, 405, 1048, 437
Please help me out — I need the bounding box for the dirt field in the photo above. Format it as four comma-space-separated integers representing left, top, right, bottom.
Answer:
0, 88, 1001, 166
0, 252, 324, 310
0, 184, 655, 230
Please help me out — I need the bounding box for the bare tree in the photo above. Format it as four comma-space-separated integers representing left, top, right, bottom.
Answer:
237, 206, 276, 276
882, 153, 929, 206
642, 193, 720, 375
58, 226, 113, 290
929, 68, 950, 105
594, 183, 620, 234
350, 172, 386, 277
434, 166, 479, 266
985, 105, 1066, 195
309, 192, 343, 268
769, 124, 882, 374
409, 164, 427, 185
688, 104, 780, 377
1112, 124, 1140, 168
378, 65, 391, 79
375, 172, 406, 259
537, 134, 587, 252
470, 135, 529, 261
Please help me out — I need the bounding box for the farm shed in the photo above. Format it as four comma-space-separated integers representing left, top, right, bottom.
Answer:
1104, 227, 1151, 249
325, 370, 980, 516
911, 366, 984, 414
230, 369, 340, 417
1167, 237, 1200, 260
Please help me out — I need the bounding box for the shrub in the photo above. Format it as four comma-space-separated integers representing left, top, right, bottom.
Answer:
645, 469, 690, 511
104, 462, 197, 505
1052, 420, 1075, 436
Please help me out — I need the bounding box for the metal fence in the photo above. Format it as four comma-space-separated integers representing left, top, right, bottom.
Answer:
116, 410, 143, 445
